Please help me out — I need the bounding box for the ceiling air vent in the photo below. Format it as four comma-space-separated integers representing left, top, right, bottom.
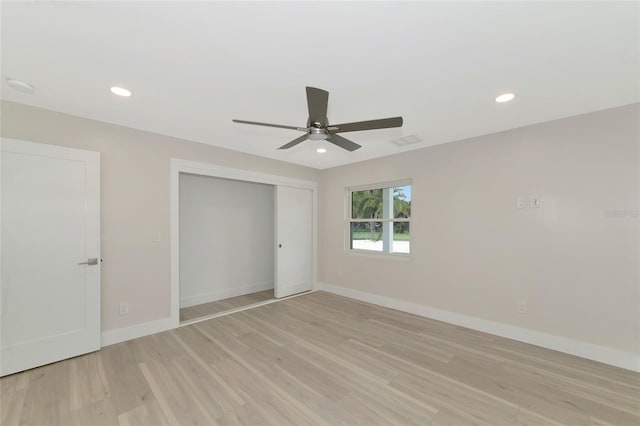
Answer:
390, 134, 422, 147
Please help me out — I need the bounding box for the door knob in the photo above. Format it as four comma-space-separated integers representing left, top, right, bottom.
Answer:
278, 244, 282, 248
78, 258, 98, 265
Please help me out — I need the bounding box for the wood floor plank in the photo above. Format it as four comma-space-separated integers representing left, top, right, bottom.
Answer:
287, 337, 439, 422
117, 397, 171, 426
127, 330, 186, 365
2, 291, 639, 425
493, 342, 639, 389
215, 402, 275, 426
99, 341, 154, 415
342, 390, 428, 426
69, 351, 110, 411
171, 325, 230, 364
224, 311, 289, 347
140, 358, 231, 425
196, 326, 331, 426
390, 372, 519, 425
138, 361, 185, 426
168, 330, 245, 407
18, 360, 71, 426
515, 408, 567, 426
1, 370, 29, 426
69, 399, 119, 426
502, 361, 640, 419
209, 357, 317, 426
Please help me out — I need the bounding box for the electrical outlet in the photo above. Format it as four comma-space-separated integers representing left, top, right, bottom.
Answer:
119, 302, 129, 315
517, 300, 527, 314
516, 197, 525, 209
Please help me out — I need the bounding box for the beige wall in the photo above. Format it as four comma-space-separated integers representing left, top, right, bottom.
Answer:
1, 100, 319, 332
318, 104, 640, 355
2, 99, 638, 357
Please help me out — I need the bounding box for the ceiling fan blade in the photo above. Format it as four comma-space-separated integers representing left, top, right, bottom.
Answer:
306, 87, 329, 127
330, 116, 403, 133
278, 134, 309, 150
233, 119, 304, 131
327, 134, 361, 152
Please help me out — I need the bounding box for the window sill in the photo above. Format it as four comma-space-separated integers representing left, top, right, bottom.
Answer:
347, 249, 411, 261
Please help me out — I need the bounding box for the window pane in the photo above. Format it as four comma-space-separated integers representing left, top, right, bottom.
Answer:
350, 221, 410, 254
393, 185, 411, 218
351, 189, 383, 219
350, 222, 383, 252
392, 222, 410, 254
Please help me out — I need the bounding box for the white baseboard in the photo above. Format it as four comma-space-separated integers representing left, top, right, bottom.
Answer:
180, 281, 274, 308
101, 317, 175, 347
319, 283, 640, 373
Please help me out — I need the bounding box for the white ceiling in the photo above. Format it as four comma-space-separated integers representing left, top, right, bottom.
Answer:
2, 1, 638, 170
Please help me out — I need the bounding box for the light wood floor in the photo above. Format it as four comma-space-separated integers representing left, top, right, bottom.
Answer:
180, 289, 274, 322
2, 291, 639, 426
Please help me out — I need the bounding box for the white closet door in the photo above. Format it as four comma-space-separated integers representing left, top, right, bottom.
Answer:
275, 186, 313, 298
1, 139, 101, 376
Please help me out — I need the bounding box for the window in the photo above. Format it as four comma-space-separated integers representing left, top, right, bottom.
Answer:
348, 180, 411, 255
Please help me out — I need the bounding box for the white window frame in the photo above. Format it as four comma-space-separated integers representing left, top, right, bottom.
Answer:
346, 179, 411, 257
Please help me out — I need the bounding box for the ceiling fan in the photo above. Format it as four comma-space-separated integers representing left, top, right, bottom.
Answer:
233, 87, 403, 152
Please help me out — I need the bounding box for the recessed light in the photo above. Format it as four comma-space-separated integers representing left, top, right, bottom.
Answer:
6, 78, 34, 94
316, 148, 327, 154
110, 86, 132, 97
495, 93, 515, 103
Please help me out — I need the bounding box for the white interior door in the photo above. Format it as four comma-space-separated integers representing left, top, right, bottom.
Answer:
275, 186, 313, 298
1, 139, 101, 376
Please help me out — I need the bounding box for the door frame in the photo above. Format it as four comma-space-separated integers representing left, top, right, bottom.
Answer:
170, 159, 317, 328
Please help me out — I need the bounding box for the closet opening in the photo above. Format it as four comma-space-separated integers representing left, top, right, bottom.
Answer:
170, 159, 317, 327
179, 173, 275, 323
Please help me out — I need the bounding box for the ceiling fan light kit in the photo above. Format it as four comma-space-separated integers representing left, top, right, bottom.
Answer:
233, 86, 403, 151
308, 128, 328, 141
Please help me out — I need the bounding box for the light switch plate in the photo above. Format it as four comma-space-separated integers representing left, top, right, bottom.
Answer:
152, 231, 161, 242
531, 197, 541, 208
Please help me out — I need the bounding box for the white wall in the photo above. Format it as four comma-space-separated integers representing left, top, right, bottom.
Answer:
318, 104, 640, 364
179, 174, 274, 308
0, 101, 319, 334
